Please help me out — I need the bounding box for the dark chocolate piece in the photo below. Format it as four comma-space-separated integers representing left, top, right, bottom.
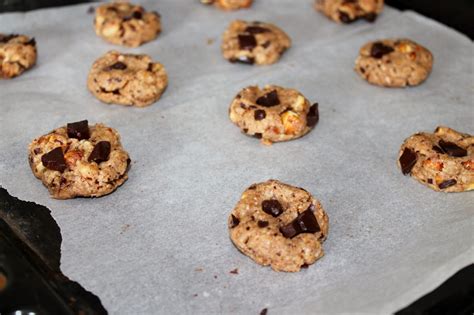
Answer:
230, 215, 240, 228
399, 148, 417, 175
307, 103, 319, 127
256, 90, 280, 107
67, 120, 90, 140
108, 61, 127, 70
254, 109, 266, 121
88, 141, 111, 164
41, 147, 67, 172
26, 37, 36, 46
238, 34, 257, 51
245, 26, 270, 34
280, 206, 320, 239
370, 42, 394, 59
260, 308, 268, 315
253, 133, 263, 139
438, 140, 467, 157
257, 220, 269, 228
438, 179, 457, 189
262, 199, 284, 217
0, 34, 18, 43
339, 11, 353, 23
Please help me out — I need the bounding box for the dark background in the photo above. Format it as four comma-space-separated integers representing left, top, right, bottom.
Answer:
1, 0, 473, 314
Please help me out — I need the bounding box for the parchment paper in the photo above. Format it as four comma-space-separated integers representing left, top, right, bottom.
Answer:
0, 1, 473, 314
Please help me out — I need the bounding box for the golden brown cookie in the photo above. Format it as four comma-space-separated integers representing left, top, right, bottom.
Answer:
229, 85, 319, 145
355, 39, 433, 87
0, 34, 37, 79
315, 0, 383, 23
228, 180, 329, 272
87, 51, 168, 107
28, 120, 131, 199
221, 20, 291, 65
398, 126, 473, 192
94, 2, 161, 47
201, 0, 253, 10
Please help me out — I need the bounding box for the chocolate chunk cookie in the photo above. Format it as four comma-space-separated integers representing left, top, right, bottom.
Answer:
228, 180, 329, 272
87, 51, 168, 107
398, 126, 473, 192
221, 20, 291, 65
355, 39, 433, 87
200, 0, 253, 10
28, 120, 131, 199
94, 2, 161, 47
0, 34, 37, 79
229, 85, 319, 145
315, 0, 383, 23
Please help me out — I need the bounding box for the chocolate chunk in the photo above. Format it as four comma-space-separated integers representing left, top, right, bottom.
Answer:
370, 42, 394, 59
67, 120, 90, 140
34, 148, 41, 154
254, 109, 266, 121
300, 263, 309, 269
229, 56, 255, 65
399, 148, 417, 175
88, 141, 111, 163
260, 308, 268, 315
147, 62, 154, 71
132, 11, 143, 19
258, 220, 269, 228
41, 147, 67, 172
339, 11, 353, 23
432, 145, 444, 154
307, 103, 319, 127
25, 38, 36, 46
238, 34, 257, 51
280, 206, 320, 239
256, 90, 280, 107
230, 214, 240, 228
427, 178, 433, 184
0, 34, 19, 43
262, 41, 271, 49
438, 179, 457, 189
262, 199, 284, 217
245, 26, 270, 34
364, 13, 377, 22
253, 133, 262, 139
108, 62, 127, 70
438, 140, 467, 157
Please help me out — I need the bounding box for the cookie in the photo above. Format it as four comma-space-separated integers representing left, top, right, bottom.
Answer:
229, 85, 319, 145
94, 2, 161, 47
201, 0, 253, 10
355, 39, 433, 87
315, 0, 383, 23
87, 51, 168, 107
0, 34, 37, 79
398, 126, 473, 193
228, 180, 329, 272
221, 20, 291, 65
28, 120, 131, 199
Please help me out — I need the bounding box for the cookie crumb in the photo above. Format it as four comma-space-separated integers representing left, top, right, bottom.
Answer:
230, 268, 239, 274
260, 308, 268, 315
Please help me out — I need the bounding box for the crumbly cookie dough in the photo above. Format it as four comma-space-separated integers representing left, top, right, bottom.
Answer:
200, 0, 253, 10
355, 39, 433, 87
229, 85, 319, 145
221, 20, 291, 65
94, 2, 161, 47
0, 34, 37, 79
228, 180, 329, 272
398, 126, 473, 193
315, 0, 383, 23
87, 50, 168, 107
28, 120, 131, 199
